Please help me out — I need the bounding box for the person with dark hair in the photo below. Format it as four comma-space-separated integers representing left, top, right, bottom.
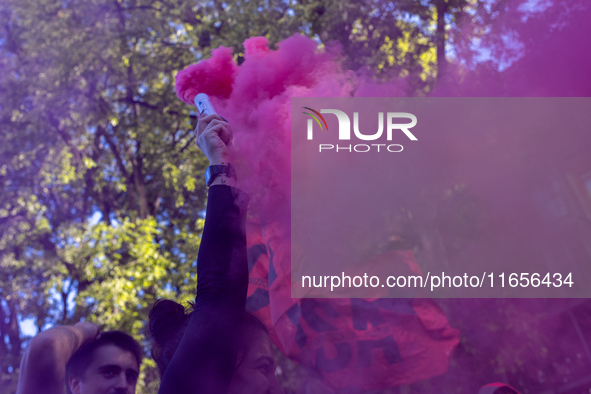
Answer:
149, 113, 283, 394
65, 330, 143, 394
479, 383, 521, 394
17, 322, 142, 394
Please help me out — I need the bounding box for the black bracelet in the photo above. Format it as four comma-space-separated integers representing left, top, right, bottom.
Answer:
205, 163, 237, 187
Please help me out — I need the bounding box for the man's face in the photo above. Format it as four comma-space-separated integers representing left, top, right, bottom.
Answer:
69, 344, 139, 394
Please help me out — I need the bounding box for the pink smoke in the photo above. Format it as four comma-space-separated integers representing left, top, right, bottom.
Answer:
175, 34, 360, 222
173, 0, 591, 390
175, 46, 237, 103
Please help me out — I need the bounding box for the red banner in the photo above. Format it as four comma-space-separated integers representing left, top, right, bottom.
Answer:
245, 221, 459, 392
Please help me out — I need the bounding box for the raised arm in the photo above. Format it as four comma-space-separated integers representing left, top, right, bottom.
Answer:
17, 322, 100, 394
158, 115, 249, 394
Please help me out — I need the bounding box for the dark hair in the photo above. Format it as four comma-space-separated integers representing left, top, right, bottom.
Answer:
494, 388, 519, 394
65, 330, 143, 392
480, 384, 520, 394
149, 299, 268, 376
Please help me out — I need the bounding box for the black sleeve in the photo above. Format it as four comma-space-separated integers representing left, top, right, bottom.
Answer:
158, 185, 249, 394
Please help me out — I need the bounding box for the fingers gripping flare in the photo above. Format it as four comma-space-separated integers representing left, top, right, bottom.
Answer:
191, 94, 235, 186
203, 118, 233, 145
195, 114, 234, 165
